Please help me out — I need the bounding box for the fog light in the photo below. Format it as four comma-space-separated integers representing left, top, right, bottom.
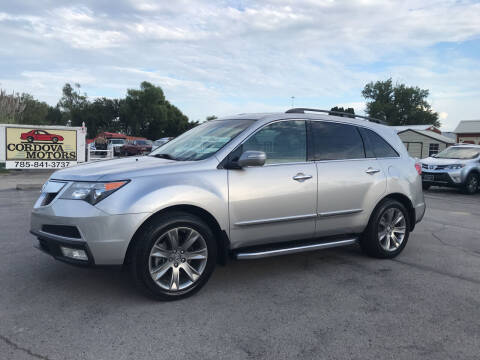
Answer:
60, 246, 88, 261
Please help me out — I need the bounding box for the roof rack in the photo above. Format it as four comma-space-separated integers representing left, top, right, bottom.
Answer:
285, 108, 386, 124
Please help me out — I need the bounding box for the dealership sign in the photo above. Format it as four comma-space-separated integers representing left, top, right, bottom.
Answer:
1, 125, 86, 169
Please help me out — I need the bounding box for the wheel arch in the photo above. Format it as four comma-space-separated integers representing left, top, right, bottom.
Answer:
124, 204, 230, 267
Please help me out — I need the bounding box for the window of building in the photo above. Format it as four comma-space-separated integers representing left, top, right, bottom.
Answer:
429, 143, 440, 157
242, 120, 306, 164
310, 121, 365, 160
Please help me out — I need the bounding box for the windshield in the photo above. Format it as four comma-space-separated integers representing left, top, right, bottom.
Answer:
434, 147, 480, 159
135, 140, 148, 145
150, 119, 254, 161
110, 139, 125, 144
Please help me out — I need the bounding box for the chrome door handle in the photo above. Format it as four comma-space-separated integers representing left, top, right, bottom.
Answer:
293, 173, 312, 182
365, 168, 381, 175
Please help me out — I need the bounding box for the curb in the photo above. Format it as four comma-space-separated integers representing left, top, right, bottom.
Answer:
16, 184, 43, 190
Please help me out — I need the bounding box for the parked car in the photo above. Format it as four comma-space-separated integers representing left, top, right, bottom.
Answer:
153, 137, 174, 149
21, 130, 64, 143
120, 139, 152, 156
31, 109, 425, 300
107, 138, 126, 156
420, 144, 480, 194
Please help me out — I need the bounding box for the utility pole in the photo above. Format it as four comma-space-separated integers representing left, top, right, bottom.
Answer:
291, 96, 295, 108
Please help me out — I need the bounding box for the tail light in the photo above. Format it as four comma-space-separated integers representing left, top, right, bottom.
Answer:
415, 162, 422, 175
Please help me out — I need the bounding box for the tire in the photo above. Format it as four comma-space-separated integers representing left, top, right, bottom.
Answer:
360, 199, 410, 259
27, 136, 34, 142
130, 212, 217, 300
462, 173, 479, 195
422, 184, 430, 191
52, 137, 58, 143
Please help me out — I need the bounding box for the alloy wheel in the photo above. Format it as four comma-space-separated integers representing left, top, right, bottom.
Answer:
467, 176, 478, 193
148, 227, 208, 291
377, 207, 406, 252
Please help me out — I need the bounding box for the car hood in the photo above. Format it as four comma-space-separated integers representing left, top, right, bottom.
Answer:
51, 156, 198, 182
421, 157, 469, 166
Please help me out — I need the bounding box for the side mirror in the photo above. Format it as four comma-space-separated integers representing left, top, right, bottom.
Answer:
238, 151, 266, 168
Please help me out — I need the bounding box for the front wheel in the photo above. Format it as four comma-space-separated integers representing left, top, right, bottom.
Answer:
131, 212, 217, 300
360, 199, 410, 259
462, 173, 479, 194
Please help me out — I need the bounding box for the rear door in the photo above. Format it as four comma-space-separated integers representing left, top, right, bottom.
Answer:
310, 121, 387, 237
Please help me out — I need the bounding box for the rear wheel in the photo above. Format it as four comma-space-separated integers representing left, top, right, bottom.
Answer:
131, 212, 217, 300
462, 173, 479, 194
360, 199, 410, 259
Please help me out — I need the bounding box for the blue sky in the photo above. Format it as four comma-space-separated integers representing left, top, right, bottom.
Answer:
0, 0, 479, 130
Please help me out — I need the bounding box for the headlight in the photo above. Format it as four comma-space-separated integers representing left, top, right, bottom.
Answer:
447, 164, 465, 170
60, 181, 128, 205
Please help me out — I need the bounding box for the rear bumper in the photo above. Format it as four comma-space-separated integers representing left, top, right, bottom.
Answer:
414, 201, 426, 224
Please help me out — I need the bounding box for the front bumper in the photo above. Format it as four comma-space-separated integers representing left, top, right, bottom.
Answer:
421, 171, 463, 187
31, 198, 150, 265
31, 229, 95, 266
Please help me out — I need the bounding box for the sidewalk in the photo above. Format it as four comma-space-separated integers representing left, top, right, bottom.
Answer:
0, 170, 54, 190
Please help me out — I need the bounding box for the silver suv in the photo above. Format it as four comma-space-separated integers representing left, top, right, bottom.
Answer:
31, 109, 425, 300
420, 144, 480, 194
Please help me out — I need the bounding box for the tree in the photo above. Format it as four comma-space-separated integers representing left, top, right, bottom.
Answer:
120, 81, 195, 139
57, 83, 89, 128
19, 94, 50, 125
329, 106, 355, 118
362, 79, 439, 126
206, 115, 218, 121
0, 89, 26, 123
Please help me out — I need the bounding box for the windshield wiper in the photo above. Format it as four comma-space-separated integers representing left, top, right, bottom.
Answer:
151, 153, 178, 160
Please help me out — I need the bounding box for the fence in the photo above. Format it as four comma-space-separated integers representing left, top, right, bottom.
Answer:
87, 148, 114, 162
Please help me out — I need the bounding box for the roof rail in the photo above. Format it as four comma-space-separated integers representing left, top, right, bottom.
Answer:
285, 108, 386, 124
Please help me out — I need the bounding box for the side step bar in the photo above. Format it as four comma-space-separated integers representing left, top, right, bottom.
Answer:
235, 238, 358, 260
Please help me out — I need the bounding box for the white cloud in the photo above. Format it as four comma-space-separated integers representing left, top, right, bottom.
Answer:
0, 0, 479, 127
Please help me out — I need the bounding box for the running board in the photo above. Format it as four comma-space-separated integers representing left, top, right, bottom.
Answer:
235, 238, 358, 260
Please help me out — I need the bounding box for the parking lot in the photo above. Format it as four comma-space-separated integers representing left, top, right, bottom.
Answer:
0, 187, 479, 360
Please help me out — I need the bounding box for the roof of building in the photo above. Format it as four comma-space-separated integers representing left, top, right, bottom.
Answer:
398, 129, 455, 144
453, 120, 480, 134
391, 125, 439, 133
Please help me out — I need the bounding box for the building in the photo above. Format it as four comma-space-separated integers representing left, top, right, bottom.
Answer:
453, 120, 480, 144
391, 126, 454, 159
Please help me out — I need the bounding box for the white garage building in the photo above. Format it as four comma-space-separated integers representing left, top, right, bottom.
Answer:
392, 125, 455, 159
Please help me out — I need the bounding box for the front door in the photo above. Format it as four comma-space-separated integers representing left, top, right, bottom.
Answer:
228, 120, 317, 249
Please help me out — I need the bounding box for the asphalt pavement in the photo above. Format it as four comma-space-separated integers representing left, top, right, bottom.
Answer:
0, 187, 479, 360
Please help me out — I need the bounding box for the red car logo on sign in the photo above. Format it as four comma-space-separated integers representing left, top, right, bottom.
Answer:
20, 130, 64, 143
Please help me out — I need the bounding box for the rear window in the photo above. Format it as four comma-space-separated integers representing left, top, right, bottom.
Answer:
310, 121, 365, 160
359, 127, 399, 158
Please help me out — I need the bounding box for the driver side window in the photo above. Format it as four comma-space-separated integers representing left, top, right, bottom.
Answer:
242, 120, 306, 164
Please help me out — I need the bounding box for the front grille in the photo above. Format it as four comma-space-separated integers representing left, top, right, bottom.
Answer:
422, 164, 448, 170
41, 225, 81, 239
